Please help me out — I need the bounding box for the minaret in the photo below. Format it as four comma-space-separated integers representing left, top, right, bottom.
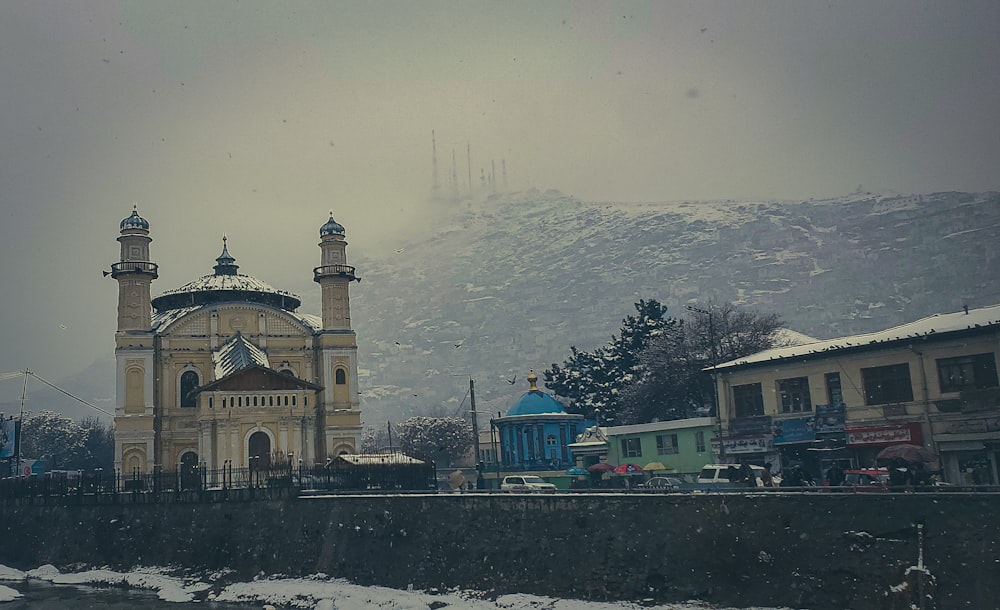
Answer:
313, 212, 362, 456
112, 205, 158, 331
314, 212, 357, 329
110, 205, 158, 473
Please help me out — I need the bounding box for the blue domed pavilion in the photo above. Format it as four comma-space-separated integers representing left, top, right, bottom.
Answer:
493, 371, 584, 471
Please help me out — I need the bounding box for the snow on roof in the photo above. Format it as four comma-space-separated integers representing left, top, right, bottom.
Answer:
602, 417, 716, 436
711, 304, 1000, 371
151, 306, 201, 330
213, 332, 270, 379
337, 453, 425, 466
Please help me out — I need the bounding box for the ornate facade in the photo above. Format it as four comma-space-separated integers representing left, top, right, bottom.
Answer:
111, 208, 362, 474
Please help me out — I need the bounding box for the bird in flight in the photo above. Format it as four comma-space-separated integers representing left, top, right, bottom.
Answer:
506, 375, 516, 385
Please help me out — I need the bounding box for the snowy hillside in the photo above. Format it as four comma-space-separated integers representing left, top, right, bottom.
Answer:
17, 190, 998, 429
336, 190, 1000, 425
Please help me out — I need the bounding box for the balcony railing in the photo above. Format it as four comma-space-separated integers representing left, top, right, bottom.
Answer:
313, 264, 357, 282
110, 261, 159, 279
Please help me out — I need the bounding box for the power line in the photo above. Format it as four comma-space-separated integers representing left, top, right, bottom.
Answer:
1, 369, 114, 418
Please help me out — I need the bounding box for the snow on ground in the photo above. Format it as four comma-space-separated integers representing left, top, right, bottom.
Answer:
0, 584, 21, 602
0, 563, 792, 610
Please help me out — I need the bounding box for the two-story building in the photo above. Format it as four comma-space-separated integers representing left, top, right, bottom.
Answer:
602, 418, 717, 479
568, 418, 717, 481
710, 304, 1000, 484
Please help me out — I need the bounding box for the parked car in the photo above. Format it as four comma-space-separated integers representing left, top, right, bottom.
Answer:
697, 464, 779, 487
500, 475, 557, 491
841, 468, 890, 491
638, 476, 684, 491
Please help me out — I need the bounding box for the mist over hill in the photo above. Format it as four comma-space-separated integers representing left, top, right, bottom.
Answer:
340, 189, 1000, 425
14, 190, 998, 431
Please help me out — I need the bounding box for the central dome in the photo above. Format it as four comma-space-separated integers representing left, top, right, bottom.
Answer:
151, 238, 301, 312
505, 371, 566, 416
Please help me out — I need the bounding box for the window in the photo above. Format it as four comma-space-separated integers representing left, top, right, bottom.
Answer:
862, 363, 914, 405
733, 383, 764, 418
546, 434, 557, 447
937, 353, 999, 393
335, 369, 347, 384
695, 430, 706, 453
656, 434, 679, 455
825, 372, 843, 405
179, 370, 199, 408
620, 437, 642, 458
777, 377, 812, 413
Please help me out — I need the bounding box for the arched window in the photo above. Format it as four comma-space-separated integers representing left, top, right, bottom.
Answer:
180, 371, 199, 408
335, 369, 347, 384
253, 396, 258, 407
268, 396, 273, 407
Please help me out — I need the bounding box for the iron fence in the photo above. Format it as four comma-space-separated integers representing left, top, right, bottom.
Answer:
0, 458, 438, 505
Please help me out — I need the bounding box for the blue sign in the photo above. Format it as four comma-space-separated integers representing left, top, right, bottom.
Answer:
814, 404, 846, 433
772, 416, 816, 444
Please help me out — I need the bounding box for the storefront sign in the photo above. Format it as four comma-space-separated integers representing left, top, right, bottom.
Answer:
772, 416, 816, 444
728, 416, 772, 437
932, 417, 1000, 436
722, 436, 770, 454
814, 404, 846, 433
846, 423, 920, 446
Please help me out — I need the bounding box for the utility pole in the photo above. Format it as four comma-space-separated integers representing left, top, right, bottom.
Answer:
688, 305, 723, 459
469, 378, 481, 466
16, 369, 28, 477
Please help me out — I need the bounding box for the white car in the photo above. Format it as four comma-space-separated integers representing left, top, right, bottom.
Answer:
500, 475, 557, 491
697, 464, 780, 487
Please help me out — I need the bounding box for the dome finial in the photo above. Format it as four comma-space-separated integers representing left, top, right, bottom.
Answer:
214, 234, 238, 275
527, 369, 539, 391
120, 205, 150, 231
320, 212, 345, 237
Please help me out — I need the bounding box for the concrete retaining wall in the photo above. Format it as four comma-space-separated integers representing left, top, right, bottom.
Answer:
1, 492, 998, 609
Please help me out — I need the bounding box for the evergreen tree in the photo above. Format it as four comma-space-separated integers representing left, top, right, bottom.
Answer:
620, 302, 784, 424
544, 299, 675, 425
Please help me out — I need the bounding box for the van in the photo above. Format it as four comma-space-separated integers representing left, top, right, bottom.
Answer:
697, 464, 775, 487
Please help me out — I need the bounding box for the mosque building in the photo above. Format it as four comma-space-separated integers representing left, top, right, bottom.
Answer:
110, 208, 362, 475
493, 371, 584, 471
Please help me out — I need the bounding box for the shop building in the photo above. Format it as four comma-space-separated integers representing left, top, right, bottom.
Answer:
709, 304, 1000, 483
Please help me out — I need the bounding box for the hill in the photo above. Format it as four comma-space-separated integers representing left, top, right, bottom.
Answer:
18, 190, 1000, 430
339, 190, 1000, 424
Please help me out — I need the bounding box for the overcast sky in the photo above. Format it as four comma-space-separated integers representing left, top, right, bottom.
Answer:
1, 1, 999, 389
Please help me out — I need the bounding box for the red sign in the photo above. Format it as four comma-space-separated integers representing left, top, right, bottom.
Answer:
846, 423, 922, 446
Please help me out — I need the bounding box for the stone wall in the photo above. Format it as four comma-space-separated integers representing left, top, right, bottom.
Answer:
1, 492, 998, 609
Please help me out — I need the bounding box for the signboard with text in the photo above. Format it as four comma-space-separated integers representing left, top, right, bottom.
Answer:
722, 436, 770, 454
846, 423, 921, 446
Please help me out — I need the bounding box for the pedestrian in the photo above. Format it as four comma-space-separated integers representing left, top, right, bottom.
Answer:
825, 464, 845, 487
760, 462, 775, 487
740, 462, 757, 488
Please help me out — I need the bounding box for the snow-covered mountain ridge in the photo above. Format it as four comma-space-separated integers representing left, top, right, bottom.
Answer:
337, 190, 1000, 424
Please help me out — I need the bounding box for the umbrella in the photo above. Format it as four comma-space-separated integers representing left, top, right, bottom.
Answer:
587, 462, 615, 473
876, 444, 940, 470
643, 461, 671, 471
613, 463, 644, 475
566, 466, 588, 476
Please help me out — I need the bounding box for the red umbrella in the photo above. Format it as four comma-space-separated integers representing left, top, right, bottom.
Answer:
613, 463, 644, 475
586, 462, 615, 473
876, 444, 940, 470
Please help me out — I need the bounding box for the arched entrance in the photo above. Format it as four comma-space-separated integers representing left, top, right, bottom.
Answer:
248, 431, 271, 470
180, 452, 200, 490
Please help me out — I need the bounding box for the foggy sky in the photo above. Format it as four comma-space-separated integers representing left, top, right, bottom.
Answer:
1, 1, 999, 391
